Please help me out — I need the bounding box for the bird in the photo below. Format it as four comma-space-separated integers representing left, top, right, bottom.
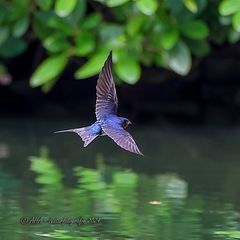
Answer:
55, 51, 143, 155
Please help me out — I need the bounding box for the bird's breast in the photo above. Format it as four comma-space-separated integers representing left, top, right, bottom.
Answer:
103, 116, 122, 128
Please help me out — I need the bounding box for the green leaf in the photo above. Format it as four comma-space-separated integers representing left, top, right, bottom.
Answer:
228, 29, 240, 43
155, 52, 165, 67
186, 39, 210, 57
13, 17, 29, 37
55, 0, 77, 17
75, 31, 95, 56
33, 12, 53, 40
82, 13, 102, 29
106, 0, 130, 7
47, 15, 72, 35
66, 0, 86, 25
219, 16, 232, 25
100, 24, 126, 48
0, 37, 27, 58
233, 11, 240, 31
180, 20, 209, 39
165, 0, 202, 20
127, 34, 143, 53
141, 51, 154, 66
0, 64, 7, 75
100, 24, 124, 42
75, 50, 109, 79
30, 54, 68, 87
164, 0, 185, 15
126, 14, 145, 36
160, 28, 179, 50
43, 34, 70, 53
183, 0, 198, 13
196, 0, 207, 12
115, 50, 141, 84
0, 27, 10, 45
166, 41, 192, 75
136, 0, 158, 15
42, 78, 57, 93
9, 0, 29, 21
219, 0, 240, 16
36, 0, 53, 11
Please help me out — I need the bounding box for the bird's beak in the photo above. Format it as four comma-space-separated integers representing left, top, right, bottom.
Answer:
129, 121, 132, 125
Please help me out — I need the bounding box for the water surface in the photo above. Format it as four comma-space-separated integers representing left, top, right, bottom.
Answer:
0, 117, 240, 239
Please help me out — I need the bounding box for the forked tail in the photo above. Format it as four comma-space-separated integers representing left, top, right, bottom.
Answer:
54, 126, 98, 147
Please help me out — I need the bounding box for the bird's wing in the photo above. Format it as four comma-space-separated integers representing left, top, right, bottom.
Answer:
102, 124, 143, 155
95, 51, 118, 121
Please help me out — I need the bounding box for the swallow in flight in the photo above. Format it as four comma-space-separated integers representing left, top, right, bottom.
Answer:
55, 52, 143, 155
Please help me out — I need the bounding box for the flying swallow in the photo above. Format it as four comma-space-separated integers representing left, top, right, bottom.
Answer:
55, 52, 143, 155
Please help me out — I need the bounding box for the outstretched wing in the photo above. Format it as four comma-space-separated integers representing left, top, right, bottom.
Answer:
95, 51, 118, 121
102, 124, 143, 155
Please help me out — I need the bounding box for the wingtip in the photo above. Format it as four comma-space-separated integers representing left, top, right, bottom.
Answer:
54, 130, 66, 134
135, 144, 143, 156
53, 129, 75, 134
54, 130, 61, 134
132, 146, 144, 156
137, 150, 144, 156
101, 50, 113, 71
108, 50, 113, 62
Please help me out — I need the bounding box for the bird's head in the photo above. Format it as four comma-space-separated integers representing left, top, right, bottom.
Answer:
121, 117, 132, 129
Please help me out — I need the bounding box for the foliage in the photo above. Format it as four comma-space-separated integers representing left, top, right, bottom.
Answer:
0, 0, 240, 90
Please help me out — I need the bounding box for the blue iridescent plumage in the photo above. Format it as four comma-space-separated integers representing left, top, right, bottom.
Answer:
55, 52, 143, 155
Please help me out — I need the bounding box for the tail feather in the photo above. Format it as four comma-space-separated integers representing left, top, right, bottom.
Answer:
54, 127, 98, 147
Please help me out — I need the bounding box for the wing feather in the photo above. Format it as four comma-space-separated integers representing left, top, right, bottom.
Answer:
95, 51, 118, 121
102, 124, 143, 155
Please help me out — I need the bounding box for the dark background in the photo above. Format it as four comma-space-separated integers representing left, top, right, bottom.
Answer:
1, 41, 240, 125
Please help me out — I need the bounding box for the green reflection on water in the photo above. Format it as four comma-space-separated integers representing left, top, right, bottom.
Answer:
215, 230, 240, 239
1, 117, 240, 240
0, 147, 234, 240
